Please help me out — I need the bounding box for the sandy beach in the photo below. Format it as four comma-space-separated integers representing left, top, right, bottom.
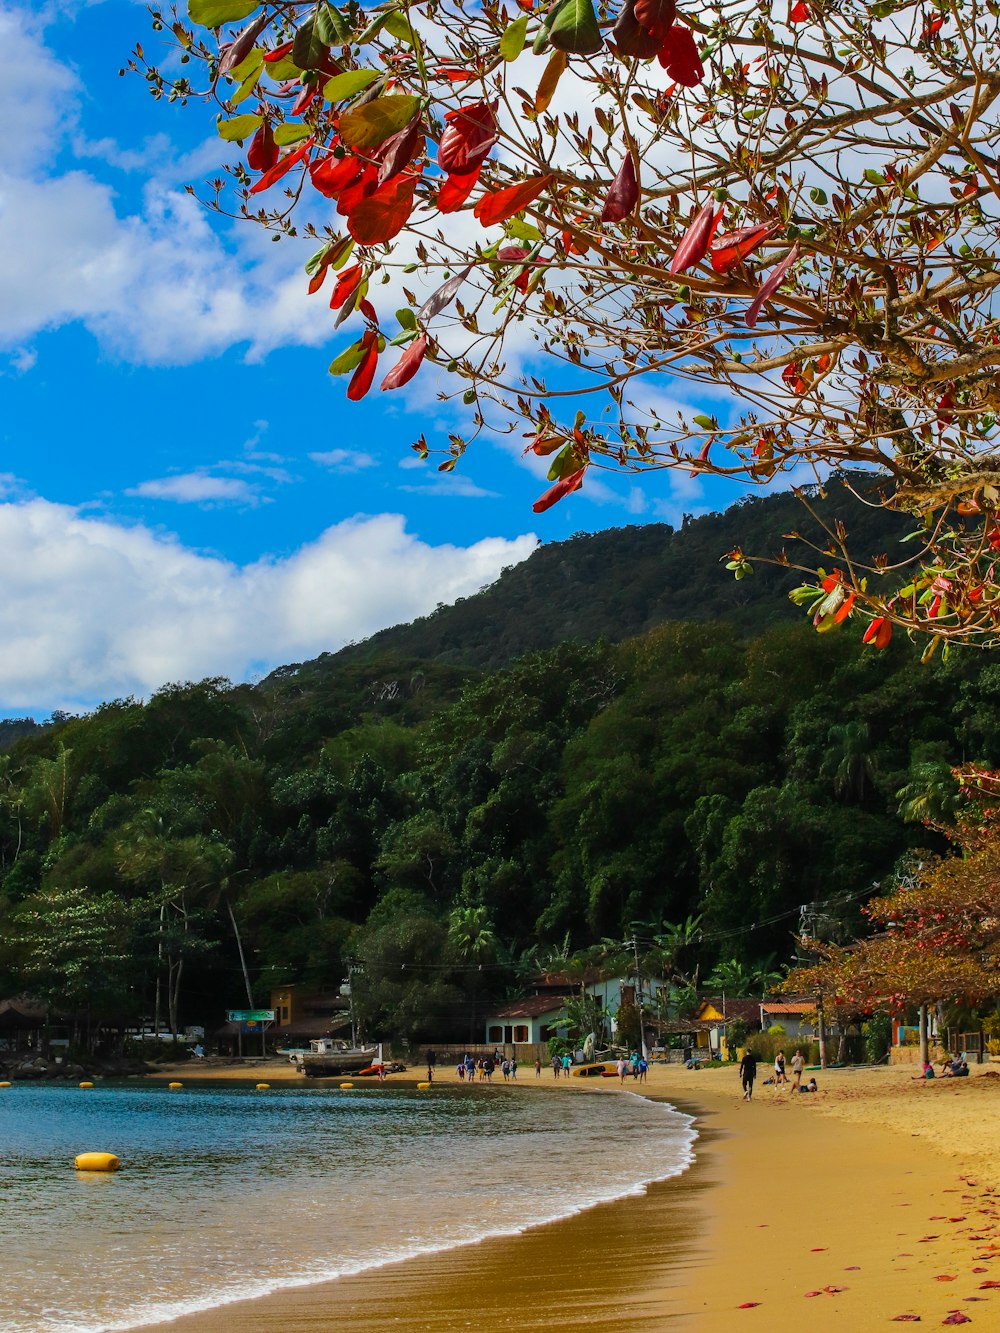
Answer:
134, 1060, 1000, 1331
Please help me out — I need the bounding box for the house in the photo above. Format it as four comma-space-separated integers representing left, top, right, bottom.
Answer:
484, 995, 569, 1047
484, 969, 669, 1050
655, 997, 761, 1061
760, 1000, 817, 1041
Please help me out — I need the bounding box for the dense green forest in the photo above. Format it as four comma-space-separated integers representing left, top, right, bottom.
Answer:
0, 477, 990, 1044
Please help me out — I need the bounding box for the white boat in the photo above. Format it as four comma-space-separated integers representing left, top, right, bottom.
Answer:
292, 1038, 383, 1078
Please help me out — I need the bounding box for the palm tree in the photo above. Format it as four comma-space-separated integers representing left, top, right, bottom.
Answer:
448, 905, 497, 1042
896, 762, 964, 826
821, 721, 877, 800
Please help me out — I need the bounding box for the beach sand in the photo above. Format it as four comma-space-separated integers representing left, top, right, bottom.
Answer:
133, 1062, 1000, 1331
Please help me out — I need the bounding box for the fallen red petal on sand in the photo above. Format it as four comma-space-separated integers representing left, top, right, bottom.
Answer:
972, 1268, 988, 1274
737, 1302, 761, 1309
950, 1218, 968, 1223
920, 1236, 941, 1242
845, 1266, 861, 1271
935, 1275, 958, 1281
979, 1280, 1000, 1288
810, 1247, 827, 1252
890, 1317, 921, 1323
942, 1314, 972, 1325
824, 1286, 847, 1294
804, 1291, 822, 1298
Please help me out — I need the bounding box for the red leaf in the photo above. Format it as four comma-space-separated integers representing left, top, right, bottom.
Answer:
358, 298, 378, 324
347, 331, 379, 400
263, 40, 294, 63
381, 334, 427, 390
347, 172, 418, 244
310, 152, 363, 199
247, 122, 279, 173
710, 222, 778, 274
376, 116, 423, 185
532, 466, 585, 513
330, 264, 363, 311
863, 616, 892, 649
934, 1276, 958, 1282
337, 163, 379, 217
668, 201, 720, 275
745, 242, 800, 327
601, 154, 639, 223
688, 440, 711, 477
737, 1303, 761, 1310
789, 1, 809, 22
657, 24, 704, 86
474, 175, 553, 227
249, 138, 313, 194
218, 10, 273, 77
979, 1281, 1000, 1289
833, 591, 856, 623
890, 1318, 921, 1323
633, 0, 676, 39
804, 1291, 822, 1298
439, 68, 478, 82
942, 1315, 971, 1325
438, 163, 483, 213
612, 0, 662, 59
438, 100, 498, 175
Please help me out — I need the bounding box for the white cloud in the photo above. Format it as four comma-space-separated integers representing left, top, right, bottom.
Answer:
398, 471, 500, 499
126, 473, 261, 506
0, 500, 537, 711
310, 449, 379, 472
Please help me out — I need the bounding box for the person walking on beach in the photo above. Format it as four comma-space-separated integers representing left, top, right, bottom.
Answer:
561, 1053, 572, 1077
552, 1054, 561, 1079
791, 1049, 805, 1091
510, 1057, 518, 1080
617, 1056, 628, 1084
535, 1056, 542, 1078
774, 1050, 787, 1086
739, 1047, 758, 1101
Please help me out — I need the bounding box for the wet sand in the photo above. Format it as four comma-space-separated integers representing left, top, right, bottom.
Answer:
134, 1062, 1000, 1331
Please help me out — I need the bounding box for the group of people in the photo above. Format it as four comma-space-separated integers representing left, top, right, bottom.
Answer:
915, 1054, 971, 1080
454, 1053, 518, 1082
739, 1046, 818, 1100
616, 1053, 648, 1083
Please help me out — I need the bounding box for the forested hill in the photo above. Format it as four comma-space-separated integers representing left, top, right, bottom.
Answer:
305, 472, 908, 675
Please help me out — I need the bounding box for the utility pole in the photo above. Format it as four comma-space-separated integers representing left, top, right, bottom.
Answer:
816, 991, 827, 1070
631, 932, 647, 1060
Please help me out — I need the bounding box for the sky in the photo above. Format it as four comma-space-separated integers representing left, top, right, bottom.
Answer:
0, 0, 740, 717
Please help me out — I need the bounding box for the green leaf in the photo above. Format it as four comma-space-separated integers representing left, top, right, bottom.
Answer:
226, 47, 263, 82
292, 17, 329, 70
263, 54, 302, 80
692, 414, 717, 430
357, 11, 390, 43
506, 218, 543, 242
396, 307, 418, 331
809, 186, 827, 205
217, 112, 262, 141
863, 168, 888, 185
533, 0, 570, 54
546, 445, 585, 481
274, 123, 313, 145
547, 0, 601, 54
230, 63, 262, 105
315, 1, 352, 45
328, 340, 367, 375
324, 68, 381, 100
189, 0, 260, 27
339, 94, 421, 149
499, 14, 529, 60
382, 11, 416, 44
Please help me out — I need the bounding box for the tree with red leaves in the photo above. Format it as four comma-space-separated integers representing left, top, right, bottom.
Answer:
786, 766, 1000, 1021
137, 0, 1000, 648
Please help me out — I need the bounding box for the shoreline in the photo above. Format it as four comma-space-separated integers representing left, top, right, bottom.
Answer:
126, 1062, 1000, 1332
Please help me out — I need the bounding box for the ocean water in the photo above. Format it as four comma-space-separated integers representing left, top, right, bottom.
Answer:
0, 1081, 695, 1332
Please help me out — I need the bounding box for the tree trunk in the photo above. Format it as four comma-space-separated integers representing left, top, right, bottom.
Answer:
918, 1004, 929, 1067
154, 900, 165, 1037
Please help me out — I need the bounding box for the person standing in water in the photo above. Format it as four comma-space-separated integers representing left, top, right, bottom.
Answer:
739, 1047, 758, 1101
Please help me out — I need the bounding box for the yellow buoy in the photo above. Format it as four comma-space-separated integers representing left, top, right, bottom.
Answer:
75, 1152, 120, 1172
168, 1082, 183, 1089
0, 1081, 11, 1088
417, 1081, 432, 1089
79, 1081, 94, 1089
339, 1082, 354, 1090
256, 1082, 270, 1090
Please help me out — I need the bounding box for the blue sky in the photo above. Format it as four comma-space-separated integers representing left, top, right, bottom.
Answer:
0, 0, 739, 716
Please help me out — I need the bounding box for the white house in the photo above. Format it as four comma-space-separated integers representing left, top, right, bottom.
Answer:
760, 1000, 817, 1041
483, 970, 668, 1049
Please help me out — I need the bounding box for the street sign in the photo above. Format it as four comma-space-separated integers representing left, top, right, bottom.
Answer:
227, 1009, 275, 1023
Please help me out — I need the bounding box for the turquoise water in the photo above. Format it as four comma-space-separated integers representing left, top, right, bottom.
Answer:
0, 1082, 695, 1332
